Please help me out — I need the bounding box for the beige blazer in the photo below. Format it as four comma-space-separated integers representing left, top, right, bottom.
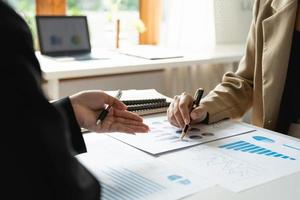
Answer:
201, 0, 298, 131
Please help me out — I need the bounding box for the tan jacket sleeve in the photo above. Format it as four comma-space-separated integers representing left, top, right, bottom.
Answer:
201, 0, 260, 123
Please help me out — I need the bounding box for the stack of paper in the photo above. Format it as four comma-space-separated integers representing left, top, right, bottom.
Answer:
117, 45, 184, 60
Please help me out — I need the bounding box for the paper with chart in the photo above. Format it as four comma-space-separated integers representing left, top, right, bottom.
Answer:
163, 129, 300, 192
77, 156, 214, 200
107, 115, 256, 155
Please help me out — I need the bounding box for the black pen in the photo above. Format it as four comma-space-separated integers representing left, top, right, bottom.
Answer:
180, 88, 204, 139
96, 89, 122, 125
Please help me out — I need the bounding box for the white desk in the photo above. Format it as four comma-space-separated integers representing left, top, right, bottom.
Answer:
77, 114, 300, 200
37, 44, 244, 99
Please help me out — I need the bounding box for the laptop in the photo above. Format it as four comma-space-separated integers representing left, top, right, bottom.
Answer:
36, 16, 108, 61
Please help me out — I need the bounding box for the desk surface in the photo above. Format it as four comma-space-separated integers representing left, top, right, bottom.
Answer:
37, 44, 244, 80
77, 114, 300, 200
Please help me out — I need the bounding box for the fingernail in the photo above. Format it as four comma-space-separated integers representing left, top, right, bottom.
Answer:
184, 119, 189, 124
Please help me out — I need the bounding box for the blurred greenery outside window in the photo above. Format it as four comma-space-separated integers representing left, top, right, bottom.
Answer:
5, 0, 37, 47
6, 0, 142, 50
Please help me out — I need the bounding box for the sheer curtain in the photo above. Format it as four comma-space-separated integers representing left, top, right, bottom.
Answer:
161, 0, 252, 123
161, 0, 238, 97
161, 0, 215, 50
160, 0, 253, 49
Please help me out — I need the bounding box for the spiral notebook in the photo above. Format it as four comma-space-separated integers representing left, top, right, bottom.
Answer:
106, 89, 172, 116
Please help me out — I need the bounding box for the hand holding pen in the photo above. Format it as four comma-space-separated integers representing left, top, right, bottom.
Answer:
167, 88, 207, 132
70, 90, 149, 134
180, 88, 204, 139
96, 89, 123, 125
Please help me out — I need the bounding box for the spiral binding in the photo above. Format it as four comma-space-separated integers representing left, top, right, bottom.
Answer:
123, 98, 170, 115
122, 98, 167, 105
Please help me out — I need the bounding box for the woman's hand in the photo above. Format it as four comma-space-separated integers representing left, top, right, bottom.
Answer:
167, 92, 208, 128
70, 90, 149, 134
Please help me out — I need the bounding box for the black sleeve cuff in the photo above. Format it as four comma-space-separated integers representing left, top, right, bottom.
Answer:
53, 97, 87, 154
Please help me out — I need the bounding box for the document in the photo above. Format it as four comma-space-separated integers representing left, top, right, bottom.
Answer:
163, 129, 300, 192
106, 89, 172, 101
77, 140, 215, 200
107, 115, 256, 155
118, 45, 184, 60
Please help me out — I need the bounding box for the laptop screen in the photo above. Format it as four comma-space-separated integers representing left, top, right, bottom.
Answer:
36, 16, 91, 56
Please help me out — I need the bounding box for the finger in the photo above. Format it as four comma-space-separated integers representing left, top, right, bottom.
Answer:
94, 116, 114, 132
101, 92, 127, 110
112, 124, 135, 134
190, 104, 208, 123
113, 123, 149, 133
126, 124, 149, 133
178, 93, 194, 124
167, 97, 179, 127
173, 95, 185, 128
114, 117, 149, 129
113, 109, 143, 122
167, 101, 178, 127
170, 120, 179, 128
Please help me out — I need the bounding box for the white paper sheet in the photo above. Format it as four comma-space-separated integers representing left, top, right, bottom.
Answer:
107, 115, 256, 155
163, 129, 300, 192
118, 45, 184, 60
78, 156, 214, 200
106, 89, 172, 101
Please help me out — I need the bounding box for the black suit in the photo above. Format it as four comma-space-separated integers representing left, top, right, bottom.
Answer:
1, 2, 100, 199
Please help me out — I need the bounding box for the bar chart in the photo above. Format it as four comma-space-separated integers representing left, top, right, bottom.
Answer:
219, 140, 296, 160
100, 167, 165, 200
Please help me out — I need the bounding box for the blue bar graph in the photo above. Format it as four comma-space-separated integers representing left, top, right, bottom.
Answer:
101, 167, 166, 200
219, 140, 296, 161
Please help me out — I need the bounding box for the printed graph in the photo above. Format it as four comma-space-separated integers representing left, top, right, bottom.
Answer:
100, 167, 166, 200
167, 175, 191, 185
219, 140, 296, 160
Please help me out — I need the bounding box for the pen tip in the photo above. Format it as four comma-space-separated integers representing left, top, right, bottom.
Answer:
96, 119, 101, 125
180, 130, 186, 140
180, 124, 190, 139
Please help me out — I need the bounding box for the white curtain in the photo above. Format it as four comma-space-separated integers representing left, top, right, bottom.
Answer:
161, 0, 215, 50
165, 63, 239, 97
160, 0, 253, 49
161, 0, 241, 97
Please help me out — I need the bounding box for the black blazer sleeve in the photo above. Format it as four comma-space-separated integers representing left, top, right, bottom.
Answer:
0, 2, 100, 200
53, 97, 87, 154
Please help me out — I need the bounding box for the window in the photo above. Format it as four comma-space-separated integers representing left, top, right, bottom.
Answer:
5, 0, 140, 50
68, 0, 140, 49
160, 0, 253, 50
160, 0, 216, 50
